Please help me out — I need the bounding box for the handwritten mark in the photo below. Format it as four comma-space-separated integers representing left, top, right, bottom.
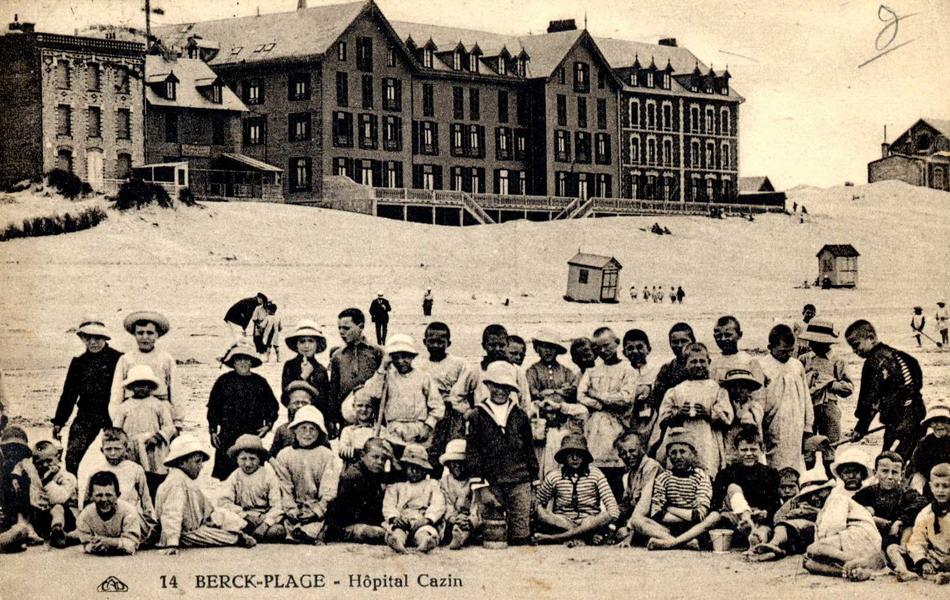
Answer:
719, 50, 760, 64
859, 5, 920, 68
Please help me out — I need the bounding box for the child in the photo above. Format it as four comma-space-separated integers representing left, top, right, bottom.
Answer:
803, 435, 835, 479
937, 302, 949, 347
719, 368, 765, 465
621, 329, 660, 443
614, 431, 663, 547
207, 343, 278, 480
911, 307, 926, 348
749, 470, 832, 561
908, 404, 950, 499
832, 448, 872, 496
793, 304, 817, 358
217, 435, 285, 543
0, 427, 41, 552
31, 440, 79, 548
897, 463, 950, 583
324, 438, 396, 545
642, 286, 650, 302
650, 323, 697, 438
338, 394, 380, 464
712, 426, 781, 548
271, 381, 320, 458
799, 319, 852, 445
506, 335, 527, 367
109, 365, 176, 499
778, 467, 801, 505
534, 434, 619, 545
260, 302, 282, 362
417, 322, 466, 476
280, 320, 332, 432
630, 428, 719, 551
383, 443, 446, 553
465, 361, 539, 547
271, 406, 342, 544
85, 428, 156, 544
569, 337, 597, 376
439, 439, 480, 549
655, 343, 734, 479
155, 435, 255, 554
710, 316, 765, 390
76, 471, 142, 555
526, 329, 581, 477
760, 324, 813, 471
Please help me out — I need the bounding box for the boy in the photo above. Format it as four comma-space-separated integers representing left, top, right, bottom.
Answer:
908, 404, 950, 499
506, 336, 527, 367
31, 440, 79, 548
911, 307, 926, 348
534, 434, 619, 545
898, 463, 950, 583
527, 330, 583, 478
937, 302, 949, 347
832, 448, 872, 495
614, 431, 663, 547
417, 322, 466, 475
330, 309, 384, 436
109, 365, 176, 500
260, 302, 282, 362
621, 329, 660, 442
793, 304, 817, 358
439, 439, 480, 549
338, 394, 381, 464
466, 361, 538, 547
110, 311, 181, 430
217, 435, 285, 543
799, 319, 852, 445
280, 321, 332, 431
383, 443, 445, 553
76, 471, 142, 555
749, 470, 832, 562
1, 427, 43, 553
760, 324, 813, 471
655, 343, 734, 479
778, 467, 801, 504
271, 381, 320, 458
450, 325, 532, 426
650, 323, 697, 438
569, 337, 597, 376
710, 316, 766, 391
155, 435, 255, 554
84, 427, 155, 543
719, 368, 765, 465
631, 428, 719, 551
271, 406, 342, 544
325, 438, 396, 545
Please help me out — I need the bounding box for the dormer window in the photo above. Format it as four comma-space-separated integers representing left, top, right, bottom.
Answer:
645, 71, 654, 88
720, 82, 729, 95
210, 84, 221, 103
165, 79, 177, 100
453, 51, 462, 71
470, 54, 479, 72
662, 73, 671, 89
498, 57, 507, 75
630, 72, 638, 87
518, 57, 528, 77
423, 48, 433, 68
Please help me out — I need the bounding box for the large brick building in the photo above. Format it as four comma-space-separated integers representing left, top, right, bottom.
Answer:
868, 118, 950, 192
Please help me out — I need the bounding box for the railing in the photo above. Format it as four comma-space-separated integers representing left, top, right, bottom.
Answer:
100, 178, 127, 196
554, 197, 582, 219
471, 193, 574, 210
37, 33, 144, 54
569, 198, 595, 219
588, 198, 785, 216
189, 169, 284, 203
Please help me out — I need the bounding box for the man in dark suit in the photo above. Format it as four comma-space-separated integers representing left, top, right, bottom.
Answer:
368, 292, 392, 345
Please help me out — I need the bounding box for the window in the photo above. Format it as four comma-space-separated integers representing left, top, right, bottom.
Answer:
558, 66, 566, 85
514, 129, 529, 160
577, 97, 587, 129
336, 72, 348, 106
116, 153, 132, 179
556, 94, 567, 126
575, 132, 591, 164
337, 41, 347, 61
721, 143, 730, 169
116, 109, 131, 140
418, 121, 438, 155
496, 169, 510, 195
630, 137, 640, 164
290, 157, 312, 192
498, 90, 509, 123
422, 84, 434, 117
629, 172, 639, 199
470, 53, 480, 73
208, 84, 222, 104
663, 139, 673, 166
691, 140, 700, 167
720, 80, 729, 95
361, 75, 374, 109
423, 48, 434, 68
87, 63, 100, 91
495, 127, 512, 160
647, 138, 656, 165
578, 174, 590, 200
56, 149, 73, 173
662, 72, 671, 90
468, 167, 484, 193
384, 161, 402, 188
382, 78, 401, 111
516, 92, 528, 125
359, 160, 373, 187
451, 167, 464, 191
56, 104, 72, 136
289, 112, 311, 142
451, 123, 464, 156
721, 109, 730, 135
518, 171, 527, 195
705, 108, 714, 133
165, 112, 178, 142
597, 99, 607, 129
596, 173, 612, 198
573, 62, 589, 93
87, 107, 101, 138
690, 106, 700, 132
645, 71, 654, 88
289, 73, 310, 101
242, 117, 265, 145
469, 89, 480, 121
212, 116, 225, 145
663, 104, 673, 130
629, 100, 639, 129
413, 164, 442, 190
453, 87, 464, 120
647, 103, 656, 129
518, 56, 528, 77
453, 51, 462, 71
356, 37, 373, 72
383, 115, 402, 151
498, 56, 507, 75
117, 69, 130, 93
705, 141, 715, 168
595, 133, 611, 165
359, 113, 378, 149
165, 79, 177, 100
706, 178, 715, 200
579, 269, 589, 284
555, 130, 571, 162
629, 70, 638, 87
334, 157, 352, 178
56, 60, 70, 89
387, 46, 397, 68
332, 112, 353, 147
556, 172, 569, 197
243, 80, 262, 104
468, 124, 483, 157
597, 69, 607, 89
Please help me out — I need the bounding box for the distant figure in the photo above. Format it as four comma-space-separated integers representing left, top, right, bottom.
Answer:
422, 288, 434, 317
368, 292, 392, 345
669, 287, 676, 303
642, 286, 650, 302
630, 285, 637, 300
792, 202, 798, 213
911, 307, 926, 348
259, 303, 281, 362
223, 293, 268, 340
676, 286, 685, 304
937, 302, 949, 346
801, 205, 808, 215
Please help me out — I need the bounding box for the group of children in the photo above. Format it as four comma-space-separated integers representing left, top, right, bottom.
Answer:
1, 303, 947, 586
631, 285, 686, 304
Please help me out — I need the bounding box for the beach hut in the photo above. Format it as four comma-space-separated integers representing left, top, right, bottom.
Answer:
817, 244, 859, 288
565, 253, 623, 303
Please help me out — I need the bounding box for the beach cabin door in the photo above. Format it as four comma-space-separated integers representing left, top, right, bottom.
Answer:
600, 269, 618, 300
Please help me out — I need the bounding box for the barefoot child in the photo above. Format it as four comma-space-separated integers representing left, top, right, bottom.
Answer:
897, 463, 950, 583
614, 431, 663, 547
270, 381, 319, 458
799, 320, 852, 445
439, 440, 480, 549
0, 427, 42, 552
749, 470, 831, 562
383, 444, 445, 553
760, 325, 813, 471
217, 435, 285, 543
84, 427, 155, 543
418, 322, 466, 476
31, 440, 79, 548
324, 438, 396, 545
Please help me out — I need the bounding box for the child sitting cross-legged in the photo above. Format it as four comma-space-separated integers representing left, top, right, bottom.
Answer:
76, 471, 143, 555
439, 439, 480, 550
534, 434, 619, 546
888, 463, 950, 583
614, 431, 664, 548
383, 443, 446, 553
31, 440, 80, 548
748, 469, 827, 562
217, 435, 285, 543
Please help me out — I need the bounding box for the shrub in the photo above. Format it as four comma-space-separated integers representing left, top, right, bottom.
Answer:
178, 187, 197, 206
0, 206, 107, 242
46, 169, 84, 200
112, 178, 174, 211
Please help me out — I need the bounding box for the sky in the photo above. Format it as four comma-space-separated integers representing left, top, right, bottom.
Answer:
3, 0, 948, 189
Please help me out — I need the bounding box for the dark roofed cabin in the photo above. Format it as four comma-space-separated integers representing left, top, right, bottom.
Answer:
817, 244, 859, 288
565, 253, 622, 302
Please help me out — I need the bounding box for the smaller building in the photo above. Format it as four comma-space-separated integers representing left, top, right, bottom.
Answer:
738, 175, 786, 207
868, 118, 950, 192
565, 252, 622, 302
816, 244, 859, 289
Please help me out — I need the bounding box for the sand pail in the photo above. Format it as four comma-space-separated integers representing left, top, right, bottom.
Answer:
709, 529, 733, 553
482, 519, 508, 549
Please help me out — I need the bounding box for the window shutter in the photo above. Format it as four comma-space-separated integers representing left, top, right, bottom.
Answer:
493, 170, 500, 194
433, 165, 443, 190
395, 79, 402, 111
395, 162, 404, 188
372, 160, 383, 187
478, 126, 486, 158
412, 121, 419, 154
288, 115, 295, 141
495, 128, 501, 159
432, 122, 439, 154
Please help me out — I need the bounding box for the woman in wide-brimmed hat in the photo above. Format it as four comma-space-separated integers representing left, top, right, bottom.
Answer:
280, 320, 331, 434
207, 343, 278, 481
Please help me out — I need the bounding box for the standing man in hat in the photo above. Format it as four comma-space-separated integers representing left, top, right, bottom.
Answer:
368, 292, 392, 346
110, 311, 182, 431
53, 319, 124, 476
800, 319, 853, 445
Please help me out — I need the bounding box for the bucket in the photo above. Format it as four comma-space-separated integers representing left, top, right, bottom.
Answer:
709, 529, 733, 553
481, 519, 508, 550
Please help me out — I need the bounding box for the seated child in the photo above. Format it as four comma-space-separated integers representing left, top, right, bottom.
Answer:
896, 463, 950, 583
271, 406, 342, 544
720, 369, 765, 465
383, 443, 446, 553
629, 428, 719, 551
614, 431, 664, 547
270, 381, 318, 458
155, 435, 255, 554
803, 481, 885, 580
832, 448, 872, 497
908, 404, 950, 500
712, 425, 781, 548
803, 435, 835, 479
534, 434, 619, 546
109, 365, 176, 499
799, 320, 852, 445
1, 427, 41, 552
760, 325, 813, 472
31, 440, 79, 548
777, 467, 801, 505
217, 435, 285, 543
339, 395, 383, 465
76, 471, 142, 555
325, 438, 396, 545
439, 439, 480, 549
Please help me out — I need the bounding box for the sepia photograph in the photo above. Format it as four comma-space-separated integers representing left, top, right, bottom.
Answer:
0, 0, 948, 598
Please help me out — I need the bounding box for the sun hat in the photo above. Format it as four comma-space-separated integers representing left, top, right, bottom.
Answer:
220, 343, 263, 368
163, 435, 209, 467
76, 319, 111, 339
282, 380, 320, 407
288, 405, 327, 435
0, 426, 29, 446
123, 311, 170, 337
799, 319, 839, 344
439, 439, 467, 465
793, 470, 837, 502
122, 364, 161, 389
227, 434, 269, 460
831, 447, 871, 479
922, 403, 950, 425
531, 328, 568, 355
720, 368, 763, 390
664, 427, 697, 454
384, 334, 418, 356
284, 319, 327, 353
377, 291, 384, 297
400, 443, 432, 470
554, 434, 593, 464
482, 361, 519, 391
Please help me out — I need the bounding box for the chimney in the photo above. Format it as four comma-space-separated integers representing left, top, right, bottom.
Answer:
658, 38, 677, 47
881, 143, 890, 159
297, 0, 307, 9
547, 19, 577, 34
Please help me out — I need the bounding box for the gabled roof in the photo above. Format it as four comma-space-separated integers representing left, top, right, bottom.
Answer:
738, 176, 774, 193
145, 56, 247, 111
568, 252, 623, 270
220, 153, 283, 172
923, 118, 950, 138
596, 37, 705, 74
817, 245, 859, 258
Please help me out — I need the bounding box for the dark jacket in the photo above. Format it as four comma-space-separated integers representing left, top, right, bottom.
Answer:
466, 403, 538, 487
207, 371, 279, 434
712, 463, 781, 519
224, 297, 260, 329
53, 346, 123, 427
281, 356, 331, 411
324, 461, 395, 540
368, 298, 392, 323
854, 343, 924, 434
329, 340, 383, 410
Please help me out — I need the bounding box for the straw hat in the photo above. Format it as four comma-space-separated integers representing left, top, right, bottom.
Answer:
288, 405, 327, 435
482, 361, 519, 391
922, 403, 950, 425
122, 365, 161, 389
793, 470, 836, 502
282, 380, 320, 407
284, 320, 327, 353
720, 368, 762, 390
227, 434, 269, 460
400, 443, 432, 470
439, 439, 467, 465
664, 427, 697, 454
831, 447, 871, 479
163, 435, 209, 466
0, 426, 29, 446
384, 334, 418, 356
76, 319, 111, 339
220, 343, 262, 368
798, 319, 839, 344
554, 434, 593, 464
123, 311, 170, 336
531, 328, 567, 355
377, 291, 384, 297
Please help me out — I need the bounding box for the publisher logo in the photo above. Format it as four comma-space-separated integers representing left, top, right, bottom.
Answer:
97, 576, 128, 593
